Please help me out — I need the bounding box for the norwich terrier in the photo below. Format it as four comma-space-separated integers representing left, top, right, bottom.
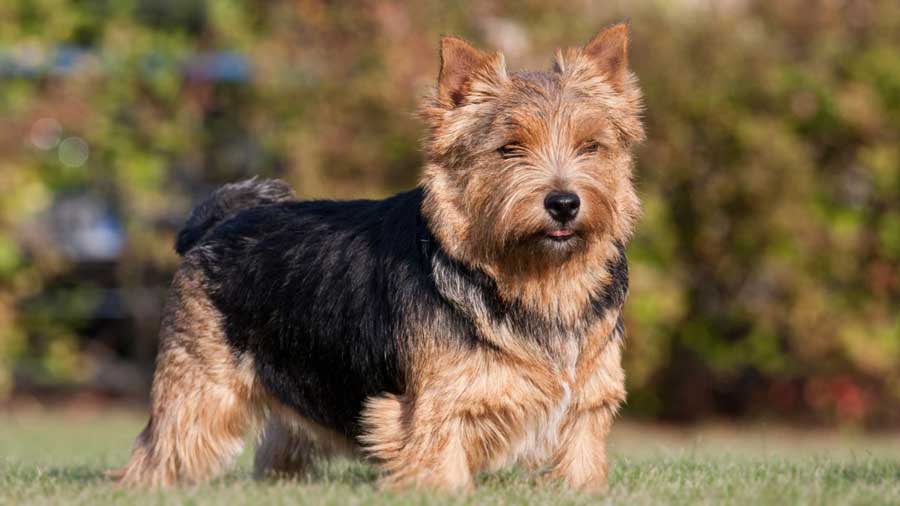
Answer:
116, 22, 644, 492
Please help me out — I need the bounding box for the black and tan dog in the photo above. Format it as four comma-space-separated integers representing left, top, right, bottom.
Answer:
117, 22, 644, 492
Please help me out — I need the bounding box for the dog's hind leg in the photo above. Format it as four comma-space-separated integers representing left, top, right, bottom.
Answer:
115, 265, 264, 487
253, 415, 315, 479
254, 403, 357, 480
253, 415, 314, 479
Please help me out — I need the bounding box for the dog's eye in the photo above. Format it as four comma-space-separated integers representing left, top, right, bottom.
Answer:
497, 143, 525, 159
578, 141, 604, 156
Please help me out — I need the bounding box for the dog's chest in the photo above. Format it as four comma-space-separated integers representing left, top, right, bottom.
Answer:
505, 340, 581, 467
503, 376, 574, 468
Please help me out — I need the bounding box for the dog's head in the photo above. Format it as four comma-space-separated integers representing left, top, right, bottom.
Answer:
421, 23, 644, 276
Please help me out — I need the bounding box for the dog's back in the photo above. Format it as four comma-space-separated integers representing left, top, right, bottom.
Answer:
186, 187, 439, 436
118, 184, 447, 485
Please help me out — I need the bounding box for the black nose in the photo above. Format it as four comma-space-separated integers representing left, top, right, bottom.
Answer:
544, 191, 580, 222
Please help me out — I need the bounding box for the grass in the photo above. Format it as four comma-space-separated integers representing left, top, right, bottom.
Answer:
2, 410, 900, 505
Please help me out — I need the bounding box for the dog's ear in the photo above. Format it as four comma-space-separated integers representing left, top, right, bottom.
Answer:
582, 22, 630, 89
438, 36, 506, 107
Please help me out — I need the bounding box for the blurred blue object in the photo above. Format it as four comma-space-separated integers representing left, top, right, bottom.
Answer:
184, 51, 251, 82
52, 195, 125, 262
0, 44, 251, 82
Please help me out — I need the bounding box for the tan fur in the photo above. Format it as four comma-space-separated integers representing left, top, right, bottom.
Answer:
114, 265, 266, 487
420, 28, 642, 327
253, 416, 315, 479
117, 265, 357, 487
119, 23, 642, 493
361, 307, 625, 491
361, 23, 641, 492
549, 315, 626, 491
254, 402, 355, 479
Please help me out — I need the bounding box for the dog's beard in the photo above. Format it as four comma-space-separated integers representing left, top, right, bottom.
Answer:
480, 222, 597, 272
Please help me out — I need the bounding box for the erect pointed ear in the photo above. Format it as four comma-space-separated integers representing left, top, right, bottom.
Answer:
438, 36, 503, 107
583, 22, 631, 89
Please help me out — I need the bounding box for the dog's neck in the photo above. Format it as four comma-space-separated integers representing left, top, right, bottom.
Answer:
418, 196, 628, 333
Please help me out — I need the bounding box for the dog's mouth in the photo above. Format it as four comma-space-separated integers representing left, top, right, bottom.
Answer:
511, 226, 586, 253
545, 227, 576, 241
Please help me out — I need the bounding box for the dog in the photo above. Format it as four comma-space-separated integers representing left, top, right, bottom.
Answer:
116, 22, 644, 492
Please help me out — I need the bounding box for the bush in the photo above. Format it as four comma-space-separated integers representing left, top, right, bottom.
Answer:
0, 0, 897, 425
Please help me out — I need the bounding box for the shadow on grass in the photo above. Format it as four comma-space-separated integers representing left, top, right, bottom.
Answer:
250, 458, 541, 491
46, 466, 108, 482
0, 458, 380, 490
250, 457, 380, 488
824, 460, 900, 485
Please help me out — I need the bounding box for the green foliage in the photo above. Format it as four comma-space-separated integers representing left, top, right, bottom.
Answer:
0, 1, 898, 424
625, 1, 900, 424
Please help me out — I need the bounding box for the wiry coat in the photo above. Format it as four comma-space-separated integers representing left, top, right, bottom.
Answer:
177, 184, 627, 438
117, 23, 643, 492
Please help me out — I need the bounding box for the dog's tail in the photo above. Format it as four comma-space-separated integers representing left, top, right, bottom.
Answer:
174, 177, 295, 255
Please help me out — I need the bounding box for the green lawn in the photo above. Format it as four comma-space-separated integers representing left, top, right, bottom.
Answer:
2, 410, 900, 505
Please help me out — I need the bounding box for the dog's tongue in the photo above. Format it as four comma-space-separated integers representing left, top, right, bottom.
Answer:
548, 228, 573, 238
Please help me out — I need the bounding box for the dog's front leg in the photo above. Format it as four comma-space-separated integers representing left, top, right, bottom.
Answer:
549, 401, 620, 492
549, 335, 626, 492
362, 350, 554, 492
362, 391, 478, 492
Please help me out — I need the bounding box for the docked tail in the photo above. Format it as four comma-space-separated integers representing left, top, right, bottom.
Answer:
174, 177, 295, 255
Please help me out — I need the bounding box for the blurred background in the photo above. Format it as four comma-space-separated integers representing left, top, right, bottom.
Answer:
0, 0, 898, 428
